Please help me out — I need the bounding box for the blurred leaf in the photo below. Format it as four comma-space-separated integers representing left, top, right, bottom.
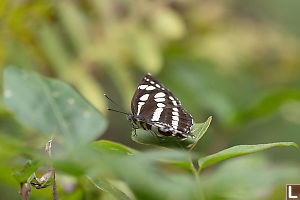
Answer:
92, 140, 137, 156
166, 160, 192, 171
151, 8, 186, 40
54, 159, 87, 177
138, 148, 193, 163
131, 117, 212, 149
198, 142, 298, 171
63, 66, 106, 113
57, 1, 89, 55
102, 62, 136, 108
102, 152, 199, 200
233, 89, 300, 124
0, 132, 34, 159
87, 176, 132, 200
140, 149, 195, 172
130, 31, 162, 74
60, 188, 83, 200
163, 64, 235, 125
13, 160, 40, 183
200, 154, 300, 200
38, 24, 71, 73
3, 66, 107, 144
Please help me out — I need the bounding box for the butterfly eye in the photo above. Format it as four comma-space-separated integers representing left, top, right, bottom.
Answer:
126, 114, 133, 120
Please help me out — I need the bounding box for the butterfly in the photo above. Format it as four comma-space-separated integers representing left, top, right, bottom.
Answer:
106, 73, 194, 138
125, 73, 194, 138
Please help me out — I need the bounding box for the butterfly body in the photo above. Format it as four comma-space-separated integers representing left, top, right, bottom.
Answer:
129, 73, 195, 139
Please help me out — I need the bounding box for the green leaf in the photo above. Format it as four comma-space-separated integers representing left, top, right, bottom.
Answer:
13, 160, 40, 183
38, 25, 71, 72
91, 140, 137, 156
188, 116, 212, 151
233, 89, 300, 124
3, 66, 107, 144
199, 155, 300, 200
131, 116, 212, 149
151, 8, 186, 40
130, 30, 162, 74
53, 159, 87, 177
57, 1, 90, 55
87, 176, 132, 200
198, 142, 298, 171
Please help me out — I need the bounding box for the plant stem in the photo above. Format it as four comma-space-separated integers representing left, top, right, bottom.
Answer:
52, 169, 58, 200
46, 137, 58, 200
189, 157, 199, 181
189, 157, 206, 200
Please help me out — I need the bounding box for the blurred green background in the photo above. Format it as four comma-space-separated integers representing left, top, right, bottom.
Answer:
1, 0, 300, 199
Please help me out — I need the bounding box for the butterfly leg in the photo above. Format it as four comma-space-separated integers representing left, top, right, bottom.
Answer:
132, 128, 137, 136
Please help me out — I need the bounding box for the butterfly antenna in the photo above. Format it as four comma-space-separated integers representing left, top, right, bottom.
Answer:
107, 108, 129, 115
104, 94, 130, 115
104, 94, 123, 107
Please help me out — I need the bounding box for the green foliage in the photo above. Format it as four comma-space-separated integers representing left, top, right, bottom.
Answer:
3, 66, 107, 145
198, 142, 298, 171
234, 89, 300, 124
13, 160, 40, 183
87, 177, 132, 200
1, 1, 300, 199
3, 67, 298, 200
92, 140, 137, 155
200, 155, 300, 200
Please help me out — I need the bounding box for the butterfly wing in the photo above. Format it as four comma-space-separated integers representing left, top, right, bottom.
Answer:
131, 73, 193, 137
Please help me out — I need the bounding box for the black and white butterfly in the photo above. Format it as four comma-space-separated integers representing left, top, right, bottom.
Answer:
107, 73, 195, 138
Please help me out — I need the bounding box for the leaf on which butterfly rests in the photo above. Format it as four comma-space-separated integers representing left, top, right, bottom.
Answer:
131, 116, 212, 149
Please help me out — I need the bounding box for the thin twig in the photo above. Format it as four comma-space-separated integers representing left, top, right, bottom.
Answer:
52, 169, 58, 200
45, 137, 58, 200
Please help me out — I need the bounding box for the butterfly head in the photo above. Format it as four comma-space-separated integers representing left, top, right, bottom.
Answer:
126, 114, 147, 130
126, 114, 145, 123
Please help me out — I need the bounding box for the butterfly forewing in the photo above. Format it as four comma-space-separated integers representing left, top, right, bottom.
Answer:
131, 73, 194, 138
